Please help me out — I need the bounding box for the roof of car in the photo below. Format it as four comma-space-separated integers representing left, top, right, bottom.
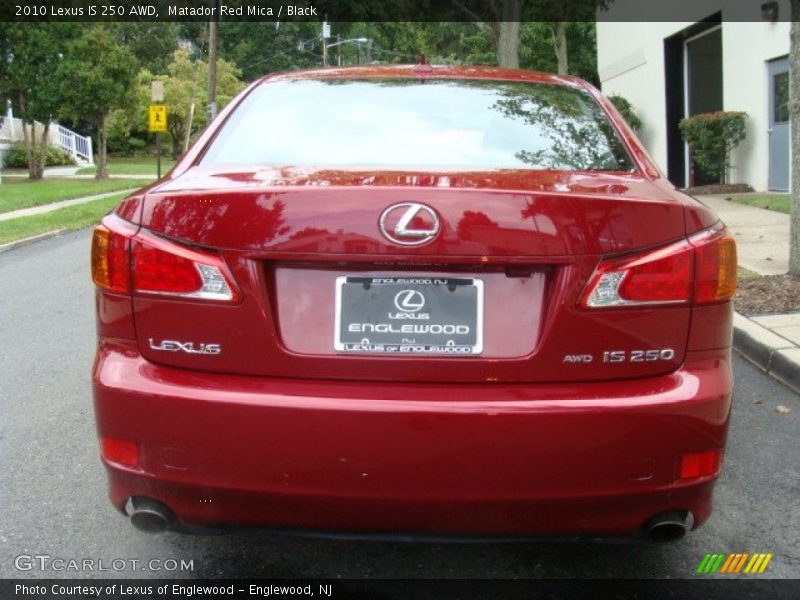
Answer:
260, 64, 587, 89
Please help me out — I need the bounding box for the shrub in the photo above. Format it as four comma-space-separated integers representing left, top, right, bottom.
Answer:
679, 111, 747, 184
2, 142, 76, 168
107, 134, 147, 155
607, 94, 643, 131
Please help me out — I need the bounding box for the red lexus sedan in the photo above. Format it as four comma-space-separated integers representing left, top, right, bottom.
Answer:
91, 65, 735, 542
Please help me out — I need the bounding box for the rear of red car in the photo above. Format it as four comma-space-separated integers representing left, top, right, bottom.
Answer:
91, 66, 735, 540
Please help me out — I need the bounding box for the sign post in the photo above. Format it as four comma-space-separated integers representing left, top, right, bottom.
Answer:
149, 81, 166, 178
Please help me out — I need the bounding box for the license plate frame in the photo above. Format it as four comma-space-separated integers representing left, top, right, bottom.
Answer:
334, 276, 484, 355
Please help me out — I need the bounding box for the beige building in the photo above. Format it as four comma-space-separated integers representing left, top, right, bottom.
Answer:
597, 0, 790, 191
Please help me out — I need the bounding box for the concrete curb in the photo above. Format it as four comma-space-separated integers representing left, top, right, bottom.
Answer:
0, 229, 67, 254
733, 312, 800, 394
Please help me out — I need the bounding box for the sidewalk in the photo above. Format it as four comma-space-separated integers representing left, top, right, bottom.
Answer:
700, 194, 789, 275
2, 167, 154, 180
703, 193, 800, 393
0, 188, 140, 222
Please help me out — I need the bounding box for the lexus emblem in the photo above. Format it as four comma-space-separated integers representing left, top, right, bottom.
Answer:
394, 290, 426, 313
379, 203, 440, 246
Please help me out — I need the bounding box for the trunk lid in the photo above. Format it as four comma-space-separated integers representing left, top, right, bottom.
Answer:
131, 167, 693, 383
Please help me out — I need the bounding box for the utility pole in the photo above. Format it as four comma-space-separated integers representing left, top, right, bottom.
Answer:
321, 21, 330, 67
207, 0, 219, 120
337, 34, 341, 66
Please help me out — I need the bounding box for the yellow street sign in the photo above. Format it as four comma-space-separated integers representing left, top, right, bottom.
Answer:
148, 104, 167, 132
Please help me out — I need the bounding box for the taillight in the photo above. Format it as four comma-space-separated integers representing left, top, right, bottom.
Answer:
91, 217, 136, 293
691, 226, 737, 303
132, 233, 239, 301
580, 223, 736, 308
91, 215, 239, 302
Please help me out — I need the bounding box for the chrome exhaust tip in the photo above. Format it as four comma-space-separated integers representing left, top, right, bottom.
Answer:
127, 497, 173, 534
643, 510, 694, 543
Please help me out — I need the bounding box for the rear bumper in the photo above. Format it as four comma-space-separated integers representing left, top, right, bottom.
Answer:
93, 340, 733, 537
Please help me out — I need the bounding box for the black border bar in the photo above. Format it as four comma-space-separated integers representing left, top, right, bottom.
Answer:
1, 0, 793, 23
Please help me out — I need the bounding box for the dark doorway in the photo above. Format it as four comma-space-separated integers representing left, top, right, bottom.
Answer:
685, 27, 723, 185
663, 17, 722, 188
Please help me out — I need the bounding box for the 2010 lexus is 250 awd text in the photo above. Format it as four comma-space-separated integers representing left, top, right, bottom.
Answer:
91, 64, 736, 541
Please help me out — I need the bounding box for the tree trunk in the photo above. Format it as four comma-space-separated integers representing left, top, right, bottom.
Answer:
552, 22, 569, 75
496, 0, 520, 69
96, 114, 108, 180
171, 130, 181, 160
790, 10, 800, 274
208, 9, 219, 120
497, 22, 520, 68
22, 120, 35, 180
35, 122, 49, 180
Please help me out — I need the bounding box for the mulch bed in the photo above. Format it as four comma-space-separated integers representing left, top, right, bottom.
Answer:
683, 183, 755, 195
735, 274, 800, 316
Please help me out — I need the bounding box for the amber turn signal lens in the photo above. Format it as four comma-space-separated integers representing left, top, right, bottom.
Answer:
91, 224, 131, 293
692, 231, 737, 304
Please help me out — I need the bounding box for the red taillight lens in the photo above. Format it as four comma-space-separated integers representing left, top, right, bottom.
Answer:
131, 233, 239, 302
679, 449, 722, 480
133, 240, 203, 294
91, 215, 238, 302
100, 437, 139, 468
92, 225, 131, 293
580, 240, 694, 307
580, 224, 737, 308
616, 242, 694, 303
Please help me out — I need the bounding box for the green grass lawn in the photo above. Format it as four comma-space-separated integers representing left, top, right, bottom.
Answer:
0, 193, 127, 245
729, 193, 790, 214
0, 178, 145, 214
76, 156, 175, 176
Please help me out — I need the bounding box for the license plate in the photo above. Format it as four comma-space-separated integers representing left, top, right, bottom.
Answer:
334, 276, 484, 355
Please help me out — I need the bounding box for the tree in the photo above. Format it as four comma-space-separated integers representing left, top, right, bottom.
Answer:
57, 25, 138, 179
138, 49, 244, 159
451, 0, 608, 72
0, 23, 78, 179
519, 21, 598, 84
533, 0, 610, 75
451, 0, 522, 68
117, 23, 180, 73
791, 2, 800, 274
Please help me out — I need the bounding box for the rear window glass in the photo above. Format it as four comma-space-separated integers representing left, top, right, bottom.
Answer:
200, 78, 635, 172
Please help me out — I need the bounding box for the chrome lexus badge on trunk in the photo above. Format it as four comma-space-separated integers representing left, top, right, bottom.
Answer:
379, 203, 440, 246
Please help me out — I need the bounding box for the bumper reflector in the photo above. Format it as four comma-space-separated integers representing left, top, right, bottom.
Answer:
679, 450, 721, 480
101, 437, 139, 468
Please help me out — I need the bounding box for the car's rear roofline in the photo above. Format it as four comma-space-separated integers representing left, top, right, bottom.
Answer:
259, 64, 586, 89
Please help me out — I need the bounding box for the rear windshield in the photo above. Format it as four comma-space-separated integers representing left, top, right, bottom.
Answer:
200, 78, 635, 172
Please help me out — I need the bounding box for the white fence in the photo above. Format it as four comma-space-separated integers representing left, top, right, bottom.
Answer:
55, 124, 93, 164
0, 116, 93, 165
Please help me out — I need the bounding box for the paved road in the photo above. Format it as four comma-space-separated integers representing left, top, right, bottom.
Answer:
1, 230, 799, 581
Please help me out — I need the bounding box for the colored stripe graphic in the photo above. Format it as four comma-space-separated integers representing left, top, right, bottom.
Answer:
719, 554, 736, 573
698, 553, 726, 573
697, 552, 772, 574
734, 553, 749, 573
696, 554, 713, 574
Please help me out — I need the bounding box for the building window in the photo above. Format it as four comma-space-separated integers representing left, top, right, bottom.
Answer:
774, 71, 789, 123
